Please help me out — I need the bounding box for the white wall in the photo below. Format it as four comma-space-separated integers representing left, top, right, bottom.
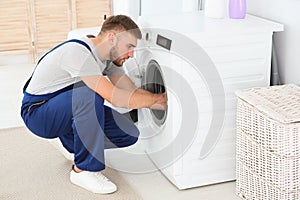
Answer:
112, 0, 140, 21
141, 0, 199, 15
112, 0, 200, 18
247, 0, 300, 85
197, 0, 300, 84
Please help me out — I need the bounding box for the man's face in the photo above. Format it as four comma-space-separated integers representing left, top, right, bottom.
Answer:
110, 32, 137, 66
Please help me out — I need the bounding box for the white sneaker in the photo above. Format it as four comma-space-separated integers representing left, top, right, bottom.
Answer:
48, 138, 74, 161
70, 169, 117, 194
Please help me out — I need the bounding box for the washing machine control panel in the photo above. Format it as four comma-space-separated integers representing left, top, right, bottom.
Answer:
143, 30, 172, 51
156, 34, 172, 50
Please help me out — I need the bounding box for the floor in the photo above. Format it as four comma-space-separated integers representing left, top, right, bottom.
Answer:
0, 54, 241, 200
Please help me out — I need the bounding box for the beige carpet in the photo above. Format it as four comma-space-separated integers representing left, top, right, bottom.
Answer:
0, 127, 143, 200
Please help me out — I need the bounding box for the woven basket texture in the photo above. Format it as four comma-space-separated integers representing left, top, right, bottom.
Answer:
236, 84, 300, 200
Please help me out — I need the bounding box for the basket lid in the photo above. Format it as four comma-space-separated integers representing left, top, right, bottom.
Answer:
236, 84, 300, 124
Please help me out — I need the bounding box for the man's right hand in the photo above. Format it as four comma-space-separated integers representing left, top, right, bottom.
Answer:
150, 93, 167, 110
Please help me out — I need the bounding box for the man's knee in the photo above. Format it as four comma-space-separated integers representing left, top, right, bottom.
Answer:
128, 129, 140, 146
106, 127, 140, 148
121, 127, 140, 147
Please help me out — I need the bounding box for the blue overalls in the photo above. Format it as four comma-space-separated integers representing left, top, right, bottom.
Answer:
21, 39, 140, 172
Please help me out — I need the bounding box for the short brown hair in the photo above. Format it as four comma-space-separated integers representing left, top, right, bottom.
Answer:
99, 15, 142, 39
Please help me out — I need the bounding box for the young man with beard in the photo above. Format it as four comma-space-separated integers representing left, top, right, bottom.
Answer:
21, 15, 166, 194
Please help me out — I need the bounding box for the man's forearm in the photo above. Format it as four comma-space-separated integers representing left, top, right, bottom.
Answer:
81, 75, 165, 110
112, 87, 160, 109
134, 88, 153, 95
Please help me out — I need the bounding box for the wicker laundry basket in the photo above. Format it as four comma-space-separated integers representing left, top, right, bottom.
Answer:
235, 84, 300, 200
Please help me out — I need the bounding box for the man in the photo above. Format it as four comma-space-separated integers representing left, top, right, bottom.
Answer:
21, 15, 166, 194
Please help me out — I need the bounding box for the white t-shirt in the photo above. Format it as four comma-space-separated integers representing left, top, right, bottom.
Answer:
26, 36, 125, 95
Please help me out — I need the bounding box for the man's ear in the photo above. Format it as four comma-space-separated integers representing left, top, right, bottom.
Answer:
107, 32, 116, 45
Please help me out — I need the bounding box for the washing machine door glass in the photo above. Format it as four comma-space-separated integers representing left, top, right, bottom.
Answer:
142, 60, 167, 126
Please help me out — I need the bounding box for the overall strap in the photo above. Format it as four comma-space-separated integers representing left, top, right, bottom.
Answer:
23, 39, 92, 93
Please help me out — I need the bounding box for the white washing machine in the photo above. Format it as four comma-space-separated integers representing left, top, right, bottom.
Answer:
127, 12, 283, 189
128, 20, 230, 191
129, 30, 230, 190
67, 12, 283, 189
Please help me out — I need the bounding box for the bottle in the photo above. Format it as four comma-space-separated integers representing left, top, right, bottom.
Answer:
204, 0, 226, 19
229, 0, 246, 19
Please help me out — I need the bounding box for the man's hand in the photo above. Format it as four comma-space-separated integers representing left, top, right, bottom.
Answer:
150, 93, 167, 110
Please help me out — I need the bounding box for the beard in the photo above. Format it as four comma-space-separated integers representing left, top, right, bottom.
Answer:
110, 46, 127, 67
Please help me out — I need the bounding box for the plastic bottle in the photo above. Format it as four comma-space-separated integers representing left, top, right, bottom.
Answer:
229, 0, 246, 19
204, 0, 226, 19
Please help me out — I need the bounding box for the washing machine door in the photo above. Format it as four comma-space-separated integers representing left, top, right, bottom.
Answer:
125, 48, 168, 136
141, 59, 167, 126
123, 48, 167, 126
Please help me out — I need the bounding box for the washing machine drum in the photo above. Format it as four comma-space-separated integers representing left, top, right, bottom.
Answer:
141, 59, 167, 126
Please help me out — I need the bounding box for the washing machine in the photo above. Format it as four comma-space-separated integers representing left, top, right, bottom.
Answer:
127, 22, 231, 191
127, 12, 282, 189
67, 11, 282, 189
